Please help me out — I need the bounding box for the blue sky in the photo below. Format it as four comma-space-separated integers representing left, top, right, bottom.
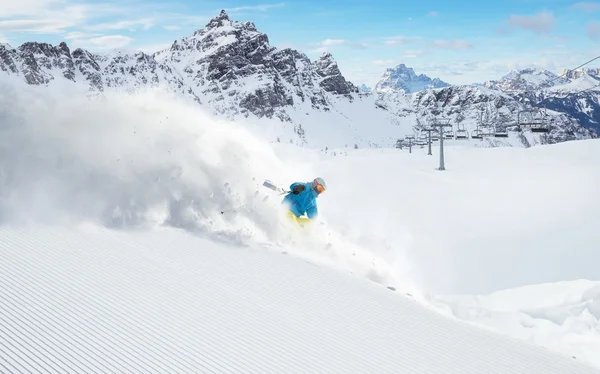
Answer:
1, 0, 599, 85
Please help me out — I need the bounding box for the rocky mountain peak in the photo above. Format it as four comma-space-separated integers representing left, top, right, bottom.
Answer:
374, 63, 451, 94
392, 63, 416, 75
313, 52, 357, 97
562, 68, 600, 80
205, 9, 231, 28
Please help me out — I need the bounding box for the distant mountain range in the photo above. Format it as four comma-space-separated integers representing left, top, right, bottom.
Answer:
0, 10, 597, 148
481, 68, 600, 133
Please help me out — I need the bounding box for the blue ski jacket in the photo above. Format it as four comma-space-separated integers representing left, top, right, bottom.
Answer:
281, 182, 319, 219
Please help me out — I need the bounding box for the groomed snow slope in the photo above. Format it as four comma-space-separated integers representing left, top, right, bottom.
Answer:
1, 225, 600, 374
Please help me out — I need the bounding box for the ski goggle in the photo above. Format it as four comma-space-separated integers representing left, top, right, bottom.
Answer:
313, 181, 326, 194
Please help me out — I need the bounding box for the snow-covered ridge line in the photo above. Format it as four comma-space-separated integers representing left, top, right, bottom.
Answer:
1, 225, 599, 373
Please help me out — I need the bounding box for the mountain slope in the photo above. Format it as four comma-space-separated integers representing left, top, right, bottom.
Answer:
1, 225, 600, 373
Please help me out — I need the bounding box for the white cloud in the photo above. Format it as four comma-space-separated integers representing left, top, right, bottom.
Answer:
0, 19, 78, 33
308, 39, 346, 53
430, 40, 473, 50
403, 49, 426, 58
350, 42, 368, 50
64, 31, 101, 39
0, 0, 62, 18
223, 3, 285, 12
428, 11, 439, 17
87, 35, 133, 49
505, 11, 555, 34
163, 25, 181, 31
0, 33, 8, 43
85, 18, 155, 32
569, 2, 600, 12
0, 2, 123, 34
587, 22, 600, 39
163, 13, 210, 27
384, 36, 421, 45
321, 39, 346, 46
310, 47, 328, 53
372, 59, 394, 65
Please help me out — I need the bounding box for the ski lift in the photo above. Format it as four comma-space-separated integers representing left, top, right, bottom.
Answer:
415, 134, 427, 146
443, 126, 454, 139
455, 123, 468, 139
518, 108, 549, 133
478, 125, 494, 137
493, 123, 509, 138
471, 127, 483, 139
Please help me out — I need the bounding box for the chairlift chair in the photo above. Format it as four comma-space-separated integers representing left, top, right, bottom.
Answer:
471, 128, 483, 139
492, 122, 508, 137
531, 126, 549, 133
455, 124, 468, 139
518, 108, 549, 133
479, 125, 494, 137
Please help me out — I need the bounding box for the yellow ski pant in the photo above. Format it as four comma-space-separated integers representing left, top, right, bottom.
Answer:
286, 210, 313, 227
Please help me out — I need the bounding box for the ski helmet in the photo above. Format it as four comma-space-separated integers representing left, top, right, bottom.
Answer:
313, 177, 327, 194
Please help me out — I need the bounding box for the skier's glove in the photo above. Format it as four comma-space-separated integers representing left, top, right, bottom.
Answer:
292, 184, 306, 195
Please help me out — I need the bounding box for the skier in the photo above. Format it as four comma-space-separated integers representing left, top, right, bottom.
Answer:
281, 177, 327, 226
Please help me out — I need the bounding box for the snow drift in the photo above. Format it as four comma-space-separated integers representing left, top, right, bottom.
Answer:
435, 280, 600, 368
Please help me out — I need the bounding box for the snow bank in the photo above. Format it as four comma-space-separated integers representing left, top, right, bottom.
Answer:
435, 280, 600, 368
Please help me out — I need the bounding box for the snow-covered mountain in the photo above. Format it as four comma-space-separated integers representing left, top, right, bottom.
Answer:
0, 10, 596, 147
483, 68, 569, 92
483, 68, 600, 133
374, 63, 451, 93
563, 67, 600, 80
374, 85, 593, 146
